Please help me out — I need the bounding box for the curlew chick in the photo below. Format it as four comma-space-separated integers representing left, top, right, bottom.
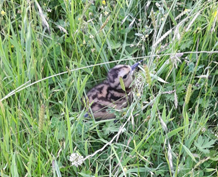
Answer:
85, 61, 142, 120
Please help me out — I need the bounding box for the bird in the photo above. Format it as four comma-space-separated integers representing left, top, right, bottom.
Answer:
85, 60, 142, 120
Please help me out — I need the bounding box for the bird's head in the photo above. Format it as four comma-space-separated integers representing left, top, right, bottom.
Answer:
107, 61, 142, 90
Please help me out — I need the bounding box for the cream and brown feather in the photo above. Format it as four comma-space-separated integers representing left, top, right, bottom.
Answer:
85, 61, 142, 119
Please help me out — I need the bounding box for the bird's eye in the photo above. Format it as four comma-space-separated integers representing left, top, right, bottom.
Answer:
123, 74, 128, 79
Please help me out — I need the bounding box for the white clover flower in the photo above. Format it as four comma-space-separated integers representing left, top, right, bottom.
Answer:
201, 127, 206, 133
69, 153, 84, 167
136, 93, 141, 97
104, 11, 109, 16
130, 44, 134, 47
121, 127, 126, 133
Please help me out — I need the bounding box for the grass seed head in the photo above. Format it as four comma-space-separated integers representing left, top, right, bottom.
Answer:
185, 84, 192, 105
39, 104, 45, 132
144, 65, 151, 87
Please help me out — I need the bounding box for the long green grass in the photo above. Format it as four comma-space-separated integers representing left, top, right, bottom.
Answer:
0, 0, 217, 176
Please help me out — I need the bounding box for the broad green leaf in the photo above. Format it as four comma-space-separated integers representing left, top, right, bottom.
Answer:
119, 77, 126, 92
194, 135, 216, 154
108, 39, 121, 49
205, 168, 216, 172
167, 126, 185, 139
11, 153, 19, 177
181, 143, 197, 163
185, 128, 201, 148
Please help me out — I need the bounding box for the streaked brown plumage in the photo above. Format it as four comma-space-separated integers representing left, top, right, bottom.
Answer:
85, 61, 141, 119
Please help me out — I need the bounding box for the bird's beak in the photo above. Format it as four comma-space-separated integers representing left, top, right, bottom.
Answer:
131, 60, 143, 71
